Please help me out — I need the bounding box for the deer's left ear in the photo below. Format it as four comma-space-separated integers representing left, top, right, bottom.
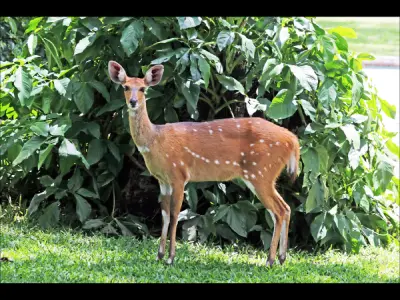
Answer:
144, 65, 164, 86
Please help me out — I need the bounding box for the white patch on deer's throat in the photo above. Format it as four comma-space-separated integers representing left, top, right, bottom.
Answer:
137, 145, 150, 153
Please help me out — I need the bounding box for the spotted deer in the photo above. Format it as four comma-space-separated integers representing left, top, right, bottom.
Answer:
108, 60, 300, 267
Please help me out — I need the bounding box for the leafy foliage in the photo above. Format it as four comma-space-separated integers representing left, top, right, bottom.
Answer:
1, 16, 399, 253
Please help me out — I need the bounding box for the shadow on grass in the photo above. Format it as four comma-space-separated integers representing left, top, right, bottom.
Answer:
1, 231, 398, 283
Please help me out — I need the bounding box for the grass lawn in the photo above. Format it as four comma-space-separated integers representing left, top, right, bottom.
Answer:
1, 222, 399, 283
316, 17, 399, 57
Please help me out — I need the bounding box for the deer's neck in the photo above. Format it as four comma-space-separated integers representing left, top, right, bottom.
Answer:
128, 101, 156, 149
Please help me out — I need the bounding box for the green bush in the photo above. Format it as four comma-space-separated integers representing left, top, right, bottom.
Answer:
1, 17, 399, 253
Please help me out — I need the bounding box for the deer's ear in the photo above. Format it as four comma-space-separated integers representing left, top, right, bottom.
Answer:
144, 65, 164, 86
108, 61, 126, 84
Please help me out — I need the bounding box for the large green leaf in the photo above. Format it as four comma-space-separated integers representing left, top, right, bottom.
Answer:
180, 80, 200, 111
38, 201, 60, 229
73, 82, 94, 114
225, 201, 257, 237
288, 65, 318, 91
351, 73, 363, 106
27, 189, 56, 216
74, 34, 96, 55
59, 139, 89, 169
328, 26, 357, 38
266, 89, 297, 119
177, 17, 202, 30
373, 160, 394, 192
216, 31, 234, 51
378, 97, 396, 119
197, 55, 210, 89
185, 184, 198, 211
239, 33, 255, 60
340, 124, 360, 150
302, 147, 320, 179
27, 34, 37, 55
305, 177, 325, 213
89, 80, 110, 102
86, 139, 106, 166
74, 194, 92, 223
120, 20, 144, 56
14, 67, 32, 105
96, 99, 125, 116
12, 136, 46, 166
318, 78, 336, 108
38, 144, 54, 169
54, 78, 70, 97
310, 212, 327, 242
67, 169, 83, 192
216, 75, 245, 95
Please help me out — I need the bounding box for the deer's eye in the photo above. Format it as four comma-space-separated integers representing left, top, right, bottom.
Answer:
139, 87, 145, 93
123, 86, 130, 91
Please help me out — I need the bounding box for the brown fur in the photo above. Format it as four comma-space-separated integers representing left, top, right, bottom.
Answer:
108, 61, 301, 267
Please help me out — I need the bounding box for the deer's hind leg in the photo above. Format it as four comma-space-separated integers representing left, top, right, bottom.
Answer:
242, 179, 290, 267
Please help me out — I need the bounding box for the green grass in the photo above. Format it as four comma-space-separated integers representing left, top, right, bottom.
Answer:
316, 17, 399, 57
1, 222, 399, 283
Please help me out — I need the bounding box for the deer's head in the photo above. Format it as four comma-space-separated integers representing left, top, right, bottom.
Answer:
108, 61, 164, 110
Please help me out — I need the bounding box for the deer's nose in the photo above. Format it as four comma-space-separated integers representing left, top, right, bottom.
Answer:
130, 99, 137, 107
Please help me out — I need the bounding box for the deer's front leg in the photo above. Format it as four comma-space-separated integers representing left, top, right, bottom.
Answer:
166, 182, 185, 265
157, 183, 172, 261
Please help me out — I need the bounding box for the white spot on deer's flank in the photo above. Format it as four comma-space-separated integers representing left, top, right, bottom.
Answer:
260, 139, 264, 143
252, 162, 257, 166
233, 161, 239, 166
243, 160, 247, 163
267, 153, 270, 156
225, 161, 230, 164
201, 157, 205, 161
218, 128, 223, 132
264, 167, 267, 171
243, 170, 248, 173
251, 174, 256, 179
214, 160, 220, 165
206, 159, 210, 163
269, 144, 273, 148
269, 164, 272, 168
258, 170, 262, 175
250, 151, 255, 155
166, 154, 169, 157
196, 154, 200, 158
173, 163, 176, 167
193, 129, 197, 132
250, 144, 254, 147
244, 174, 249, 179
180, 161, 184, 166
209, 130, 213, 134
248, 121, 252, 124
276, 141, 280, 146
285, 142, 289, 147
241, 152, 245, 156
236, 124, 240, 128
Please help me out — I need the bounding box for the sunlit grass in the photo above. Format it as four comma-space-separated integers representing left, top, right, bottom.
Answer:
1, 222, 399, 283
316, 17, 399, 57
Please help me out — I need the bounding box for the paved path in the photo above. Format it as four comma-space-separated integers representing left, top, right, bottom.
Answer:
363, 63, 399, 177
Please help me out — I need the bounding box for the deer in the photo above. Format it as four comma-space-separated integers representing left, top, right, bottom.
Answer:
108, 60, 300, 267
